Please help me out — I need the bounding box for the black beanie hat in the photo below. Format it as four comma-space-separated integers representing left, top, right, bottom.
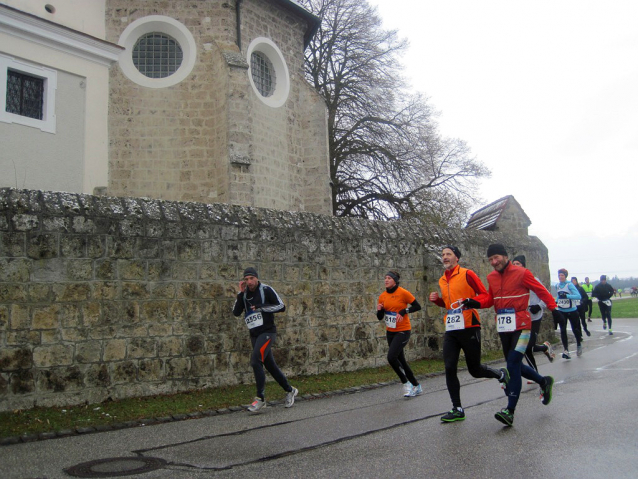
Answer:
487, 243, 507, 257
243, 267, 258, 278
443, 245, 462, 260
385, 271, 400, 284
512, 255, 526, 267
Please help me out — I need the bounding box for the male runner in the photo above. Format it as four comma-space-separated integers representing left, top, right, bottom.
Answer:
463, 244, 562, 427
233, 267, 298, 412
581, 277, 594, 321
428, 246, 508, 422
593, 275, 615, 335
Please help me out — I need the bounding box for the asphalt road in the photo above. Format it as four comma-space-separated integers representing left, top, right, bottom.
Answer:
2, 317, 637, 479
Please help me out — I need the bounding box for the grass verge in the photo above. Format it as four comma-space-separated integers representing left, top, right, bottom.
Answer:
0, 350, 504, 439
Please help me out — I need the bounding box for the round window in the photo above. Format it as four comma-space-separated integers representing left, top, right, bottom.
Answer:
132, 33, 183, 79
247, 37, 290, 108
118, 16, 196, 88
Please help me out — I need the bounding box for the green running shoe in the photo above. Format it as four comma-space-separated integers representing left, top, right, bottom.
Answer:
541, 376, 554, 405
495, 408, 514, 426
441, 408, 465, 422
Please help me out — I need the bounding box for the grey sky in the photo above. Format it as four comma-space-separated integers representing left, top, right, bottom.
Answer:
370, 0, 638, 280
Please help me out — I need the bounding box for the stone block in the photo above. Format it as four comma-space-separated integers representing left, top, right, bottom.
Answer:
32, 304, 60, 329
138, 359, 163, 381
111, 360, 137, 384
1, 232, 26, 256
52, 283, 91, 302
84, 363, 110, 387
33, 344, 74, 367
0, 347, 32, 370
104, 339, 127, 361
128, 338, 157, 359
0, 283, 27, 301
96, 259, 117, 280
118, 259, 147, 280
158, 337, 182, 357
11, 214, 38, 231
122, 282, 150, 299
60, 235, 87, 257
75, 341, 102, 363
0, 258, 31, 282
190, 355, 212, 377
27, 234, 58, 259
9, 304, 30, 329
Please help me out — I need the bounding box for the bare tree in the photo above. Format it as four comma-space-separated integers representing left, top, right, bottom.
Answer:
299, 0, 490, 222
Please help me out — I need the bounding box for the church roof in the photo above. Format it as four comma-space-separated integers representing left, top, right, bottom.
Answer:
273, 0, 321, 47
465, 195, 531, 231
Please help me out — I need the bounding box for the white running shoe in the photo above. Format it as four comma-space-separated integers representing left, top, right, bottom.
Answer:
403, 382, 413, 397
284, 387, 298, 408
543, 341, 555, 362
248, 397, 266, 412
408, 384, 423, 397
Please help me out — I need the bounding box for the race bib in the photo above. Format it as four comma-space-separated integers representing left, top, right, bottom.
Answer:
557, 298, 571, 309
445, 309, 465, 331
244, 311, 264, 329
384, 312, 398, 329
602, 300, 612, 306
496, 308, 516, 332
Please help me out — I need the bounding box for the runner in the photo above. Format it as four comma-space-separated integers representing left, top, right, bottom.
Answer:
377, 270, 423, 398
556, 268, 584, 357
571, 276, 591, 337
428, 246, 508, 422
463, 244, 562, 427
581, 277, 594, 321
511, 255, 555, 374
592, 275, 615, 335
232, 267, 298, 412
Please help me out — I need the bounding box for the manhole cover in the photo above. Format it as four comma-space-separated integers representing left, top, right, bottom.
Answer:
64, 457, 167, 478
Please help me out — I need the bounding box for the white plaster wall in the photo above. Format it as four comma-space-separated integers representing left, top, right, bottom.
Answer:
1, 0, 105, 38
0, 32, 111, 193
0, 69, 85, 192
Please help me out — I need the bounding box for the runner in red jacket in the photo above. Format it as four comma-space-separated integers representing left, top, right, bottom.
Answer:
463, 244, 564, 427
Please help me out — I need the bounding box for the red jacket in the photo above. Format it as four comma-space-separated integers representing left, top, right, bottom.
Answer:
477, 262, 557, 331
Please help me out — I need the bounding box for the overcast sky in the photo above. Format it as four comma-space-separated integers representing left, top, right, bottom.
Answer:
369, 0, 638, 282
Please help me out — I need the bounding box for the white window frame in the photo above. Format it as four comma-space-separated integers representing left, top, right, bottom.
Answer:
118, 16, 196, 89
0, 54, 57, 133
247, 37, 290, 108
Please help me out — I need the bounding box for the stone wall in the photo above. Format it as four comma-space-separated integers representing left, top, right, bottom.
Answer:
0, 188, 553, 411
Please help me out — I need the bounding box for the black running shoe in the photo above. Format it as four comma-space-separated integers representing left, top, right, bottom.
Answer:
541, 376, 554, 405
495, 408, 514, 426
441, 408, 465, 422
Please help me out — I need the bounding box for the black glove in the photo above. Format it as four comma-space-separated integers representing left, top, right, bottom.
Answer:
462, 298, 481, 309
557, 291, 567, 299
529, 304, 542, 314
551, 309, 564, 324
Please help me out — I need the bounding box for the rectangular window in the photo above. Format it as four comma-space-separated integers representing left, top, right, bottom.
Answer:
6, 70, 44, 120
0, 54, 57, 133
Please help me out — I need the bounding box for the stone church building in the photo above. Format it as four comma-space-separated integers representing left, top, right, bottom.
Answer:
1, 0, 332, 215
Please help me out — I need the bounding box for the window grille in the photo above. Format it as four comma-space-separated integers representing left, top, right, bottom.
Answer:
132, 33, 183, 78
251, 51, 275, 97
6, 70, 44, 120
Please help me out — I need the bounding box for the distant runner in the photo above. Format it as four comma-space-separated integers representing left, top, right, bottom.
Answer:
592, 275, 615, 335
555, 268, 584, 358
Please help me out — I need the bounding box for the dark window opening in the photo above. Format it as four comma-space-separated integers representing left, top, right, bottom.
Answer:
6, 70, 44, 120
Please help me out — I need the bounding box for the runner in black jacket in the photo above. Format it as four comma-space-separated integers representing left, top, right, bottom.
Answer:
571, 277, 591, 337
592, 275, 615, 335
232, 267, 298, 412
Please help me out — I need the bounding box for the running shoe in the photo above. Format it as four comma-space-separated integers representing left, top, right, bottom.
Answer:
403, 382, 413, 397
543, 341, 555, 362
408, 384, 423, 397
603, 322, 607, 330
587, 318, 592, 322
441, 408, 465, 422
577, 344, 583, 357
609, 329, 613, 336
498, 368, 510, 389
248, 397, 266, 412
540, 376, 554, 405
585, 329, 591, 337
494, 408, 514, 426
284, 387, 298, 408
562, 350, 571, 360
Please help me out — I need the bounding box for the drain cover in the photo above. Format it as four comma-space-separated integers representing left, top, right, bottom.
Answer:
64, 457, 167, 478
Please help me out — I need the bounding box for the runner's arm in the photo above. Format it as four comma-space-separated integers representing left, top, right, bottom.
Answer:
400, 298, 422, 316
232, 292, 245, 316
261, 286, 286, 314
522, 270, 558, 309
